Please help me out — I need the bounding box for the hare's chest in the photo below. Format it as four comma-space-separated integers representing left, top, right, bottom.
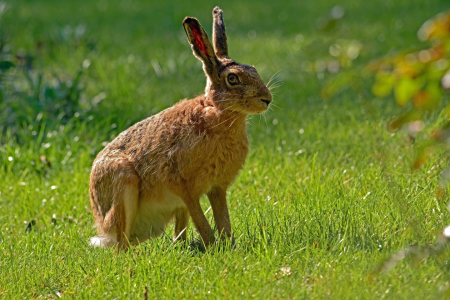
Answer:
198, 134, 249, 184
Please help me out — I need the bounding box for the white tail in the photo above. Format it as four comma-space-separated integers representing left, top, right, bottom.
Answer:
90, 235, 117, 248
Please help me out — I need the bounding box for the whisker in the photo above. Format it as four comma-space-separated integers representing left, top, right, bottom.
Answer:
227, 116, 239, 129
268, 77, 283, 86
269, 85, 283, 91
266, 69, 282, 87
270, 103, 280, 110
270, 80, 283, 86
262, 111, 268, 129
218, 114, 240, 135
208, 105, 239, 130
214, 99, 235, 103
268, 81, 284, 91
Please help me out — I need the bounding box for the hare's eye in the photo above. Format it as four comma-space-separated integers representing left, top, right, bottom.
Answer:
227, 74, 239, 85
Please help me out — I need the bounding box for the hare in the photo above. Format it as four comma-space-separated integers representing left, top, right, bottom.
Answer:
89, 6, 272, 249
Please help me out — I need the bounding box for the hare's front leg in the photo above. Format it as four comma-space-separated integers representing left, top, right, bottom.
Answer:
207, 187, 231, 239
183, 195, 214, 246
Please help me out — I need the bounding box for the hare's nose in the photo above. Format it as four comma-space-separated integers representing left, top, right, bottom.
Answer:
261, 99, 271, 106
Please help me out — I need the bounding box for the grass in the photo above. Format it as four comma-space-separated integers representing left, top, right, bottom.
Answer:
1, 0, 450, 298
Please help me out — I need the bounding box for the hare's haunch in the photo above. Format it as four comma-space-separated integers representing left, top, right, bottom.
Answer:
89, 7, 272, 249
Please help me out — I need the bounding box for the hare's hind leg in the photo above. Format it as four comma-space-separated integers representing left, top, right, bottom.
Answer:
90, 159, 139, 250
173, 208, 189, 242
114, 177, 139, 249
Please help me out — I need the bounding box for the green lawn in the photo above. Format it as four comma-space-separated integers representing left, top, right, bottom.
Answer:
2, 0, 450, 298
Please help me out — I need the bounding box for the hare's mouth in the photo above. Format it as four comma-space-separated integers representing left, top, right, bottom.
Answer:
261, 99, 271, 106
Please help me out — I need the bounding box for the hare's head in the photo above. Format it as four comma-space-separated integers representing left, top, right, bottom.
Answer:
183, 7, 272, 114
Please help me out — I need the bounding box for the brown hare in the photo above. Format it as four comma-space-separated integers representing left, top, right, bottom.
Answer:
89, 6, 272, 249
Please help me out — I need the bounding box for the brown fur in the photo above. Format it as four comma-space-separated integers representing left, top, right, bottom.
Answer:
89, 6, 272, 249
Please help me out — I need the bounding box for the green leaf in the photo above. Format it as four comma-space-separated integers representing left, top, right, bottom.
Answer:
418, 10, 450, 41
371, 72, 396, 98
424, 82, 442, 109
394, 78, 422, 107
411, 83, 441, 111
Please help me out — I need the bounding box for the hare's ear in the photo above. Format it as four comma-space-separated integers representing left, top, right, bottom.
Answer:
212, 7, 228, 59
183, 17, 218, 80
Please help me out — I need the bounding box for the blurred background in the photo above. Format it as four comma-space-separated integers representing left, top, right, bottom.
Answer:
2, 0, 450, 218
2, 0, 447, 137
1, 0, 449, 213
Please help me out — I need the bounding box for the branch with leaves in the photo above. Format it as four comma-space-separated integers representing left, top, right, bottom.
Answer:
324, 10, 450, 170
323, 10, 450, 274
